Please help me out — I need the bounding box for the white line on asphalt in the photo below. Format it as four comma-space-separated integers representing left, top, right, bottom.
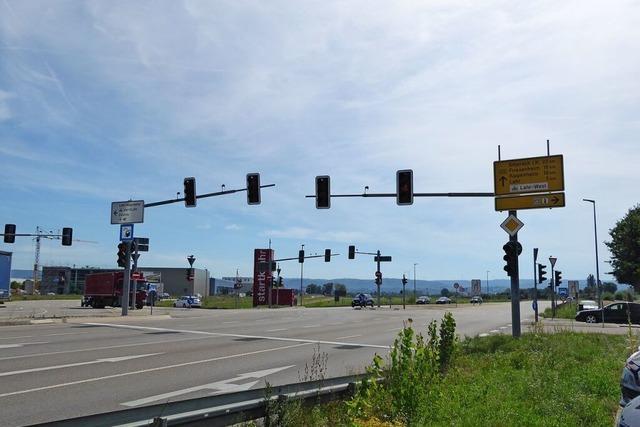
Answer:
0, 336, 211, 362
121, 366, 294, 407
335, 335, 362, 340
489, 330, 500, 333
385, 328, 403, 332
499, 326, 508, 330
0, 341, 48, 349
266, 328, 288, 332
302, 325, 320, 328
0, 343, 311, 398
479, 333, 489, 337
0, 353, 162, 377
83, 323, 391, 349
0, 335, 33, 340
223, 321, 240, 324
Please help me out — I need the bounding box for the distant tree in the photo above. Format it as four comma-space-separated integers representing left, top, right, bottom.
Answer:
10, 281, 21, 290
322, 282, 334, 296
602, 282, 617, 294
584, 274, 597, 297
605, 205, 640, 290
305, 283, 321, 294
334, 283, 347, 297
440, 288, 450, 297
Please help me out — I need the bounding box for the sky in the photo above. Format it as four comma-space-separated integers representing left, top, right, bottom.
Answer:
0, 0, 639, 284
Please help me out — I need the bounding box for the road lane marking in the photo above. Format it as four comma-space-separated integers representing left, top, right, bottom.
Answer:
0, 353, 162, 377
0, 342, 48, 349
489, 330, 500, 333
121, 366, 294, 407
0, 335, 34, 340
83, 323, 391, 349
479, 333, 489, 337
223, 321, 239, 324
302, 325, 320, 328
499, 326, 508, 330
385, 327, 403, 332
0, 343, 310, 398
266, 328, 288, 332
335, 335, 362, 340
0, 336, 210, 362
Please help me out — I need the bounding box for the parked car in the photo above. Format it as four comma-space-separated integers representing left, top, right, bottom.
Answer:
351, 293, 374, 308
159, 292, 171, 300
621, 347, 640, 407
619, 394, 640, 427
575, 302, 640, 324
579, 299, 599, 311
174, 296, 201, 308
416, 296, 431, 304
470, 296, 483, 305
436, 296, 452, 304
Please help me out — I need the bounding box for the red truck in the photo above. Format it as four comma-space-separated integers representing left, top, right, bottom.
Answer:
83, 271, 147, 309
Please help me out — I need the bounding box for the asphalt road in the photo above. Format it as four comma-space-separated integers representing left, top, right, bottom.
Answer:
0, 301, 547, 426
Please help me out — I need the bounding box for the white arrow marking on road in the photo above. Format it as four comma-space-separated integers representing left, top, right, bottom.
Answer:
121, 365, 294, 407
0, 341, 49, 349
0, 353, 162, 377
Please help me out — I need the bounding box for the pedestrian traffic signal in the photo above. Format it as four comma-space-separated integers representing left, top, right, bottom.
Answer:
298, 249, 305, 263
396, 169, 414, 205
537, 264, 547, 283
502, 241, 522, 277
246, 173, 261, 205
117, 243, 127, 268
324, 249, 331, 262
61, 227, 73, 246
315, 176, 330, 209
3, 224, 16, 243
184, 177, 196, 207
554, 270, 563, 287
348, 245, 355, 259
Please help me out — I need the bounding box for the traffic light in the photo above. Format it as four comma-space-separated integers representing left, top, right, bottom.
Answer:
324, 249, 331, 262
315, 176, 330, 209
186, 268, 194, 281
117, 243, 127, 268
61, 227, 73, 246
348, 245, 355, 260
538, 264, 547, 283
502, 241, 522, 277
246, 173, 261, 205
184, 177, 196, 207
402, 275, 408, 286
298, 249, 305, 263
3, 224, 16, 243
554, 270, 563, 287
375, 271, 382, 285
396, 169, 414, 205
278, 276, 283, 287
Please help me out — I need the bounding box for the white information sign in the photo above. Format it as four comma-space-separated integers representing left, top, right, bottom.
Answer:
111, 200, 145, 224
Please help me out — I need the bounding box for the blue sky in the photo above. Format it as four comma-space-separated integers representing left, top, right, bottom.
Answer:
1, 1, 639, 283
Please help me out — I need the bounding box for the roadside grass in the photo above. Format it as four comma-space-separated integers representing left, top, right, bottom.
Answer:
542, 302, 577, 319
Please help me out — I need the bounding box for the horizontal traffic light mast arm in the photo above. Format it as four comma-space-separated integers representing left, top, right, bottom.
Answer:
145, 184, 276, 208
355, 250, 378, 256
0, 233, 62, 238
306, 192, 494, 198
274, 253, 341, 262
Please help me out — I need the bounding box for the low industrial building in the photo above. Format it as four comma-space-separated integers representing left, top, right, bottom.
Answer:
41, 266, 210, 297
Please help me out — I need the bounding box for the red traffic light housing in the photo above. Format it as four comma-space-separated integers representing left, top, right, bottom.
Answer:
61, 227, 73, 246
246, 173, 261, 205
396, 169, 413, 206
184, 177, 196, 207
315, 176, 330, 209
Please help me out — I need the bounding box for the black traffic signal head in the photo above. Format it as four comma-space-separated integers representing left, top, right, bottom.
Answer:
375, 277, 382, 286
3, 224, 16, 243
315, 175, 330, 209
396, 169, 413, 205
502, 241, 522, 277
246, 173, 261, 205
555, 270, 563, 286
117, 242, 127, 268
184, 177, 196, 207
298, 249, 305, 263
324, 249, 331, 262
538, 264, 547, 283
61, 227, 73, 246
402, 275, 408, 285
348, 245, 355, 260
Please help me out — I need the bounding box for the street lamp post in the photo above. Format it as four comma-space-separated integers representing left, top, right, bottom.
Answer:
583, 199, 602, 309
413, 263, 418, 301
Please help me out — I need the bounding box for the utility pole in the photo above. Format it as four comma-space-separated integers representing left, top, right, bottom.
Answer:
413, 263, 417, 302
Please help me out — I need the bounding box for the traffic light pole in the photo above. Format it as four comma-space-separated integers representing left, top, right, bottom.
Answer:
550, 265, 556, 318
509, 211, 521, 338
376, 250, 381, 308
122, 241, 131, 316
533, 249, 539, 323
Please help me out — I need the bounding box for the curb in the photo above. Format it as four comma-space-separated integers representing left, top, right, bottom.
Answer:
0, 314, 172, 327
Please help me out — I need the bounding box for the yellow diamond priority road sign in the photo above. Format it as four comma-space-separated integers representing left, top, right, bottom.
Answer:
494, 155, 564, 196
495, 192, 565, 212
500, 214, 524, 237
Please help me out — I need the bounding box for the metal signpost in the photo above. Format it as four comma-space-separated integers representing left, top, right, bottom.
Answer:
549, 256, 558, 318
533, 248, 539, 323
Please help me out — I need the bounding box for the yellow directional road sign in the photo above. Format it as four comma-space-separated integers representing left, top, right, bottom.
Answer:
495, 192, 566, 212
494, 155, 564, 196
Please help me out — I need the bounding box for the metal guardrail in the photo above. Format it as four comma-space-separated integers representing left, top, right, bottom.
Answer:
36, 374, 368, 427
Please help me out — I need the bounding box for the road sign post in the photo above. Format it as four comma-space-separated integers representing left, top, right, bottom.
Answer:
121, 241, 131, 316
508, 210, 521, 338
533, 248, 539, 323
